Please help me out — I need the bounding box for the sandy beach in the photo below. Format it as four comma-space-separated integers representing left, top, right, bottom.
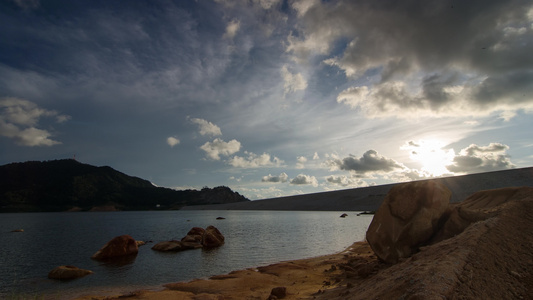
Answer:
74, 241, 375, 300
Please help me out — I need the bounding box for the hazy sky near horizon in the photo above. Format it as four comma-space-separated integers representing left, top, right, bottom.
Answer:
1, 0, 532, 200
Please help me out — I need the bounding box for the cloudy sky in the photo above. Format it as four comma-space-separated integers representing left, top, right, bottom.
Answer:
1, 0, 532, 200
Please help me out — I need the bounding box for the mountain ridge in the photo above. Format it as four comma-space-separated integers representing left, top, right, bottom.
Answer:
0, 159, 249, 212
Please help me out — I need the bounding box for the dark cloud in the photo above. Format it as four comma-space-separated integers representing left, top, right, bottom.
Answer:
291, 0, 533, 118
446, 143, 515, 173
326, 150, 405, 174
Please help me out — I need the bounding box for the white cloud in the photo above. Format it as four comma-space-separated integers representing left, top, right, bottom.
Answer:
281, 65, 307, 94
290, 0, 320, 17
236, 185, 285, 200
166, 136, 180, 147
223, 19, 240, 39
228, 151, 284, 168
0, 98, 69, 146
446, 143, 516, 173
200, 138, 241, 160
262, 172, 289, 183
325, 175, 369, 188
296, 155, 307, 169
290, 174, 318, 187
255, 0, 282, 10
190, 118, 222, 136
313, 152, 320, 160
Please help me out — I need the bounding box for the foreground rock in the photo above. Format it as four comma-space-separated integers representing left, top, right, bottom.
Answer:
152, 225, 224, 252
432, 186, 527, 243
91, 234, 139, 260
48, 265, 93, 280
366, 180, 451, 263
314, 186, 533, 299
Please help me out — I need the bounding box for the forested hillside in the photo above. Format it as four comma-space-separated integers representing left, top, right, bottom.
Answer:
0, 159, 248, 212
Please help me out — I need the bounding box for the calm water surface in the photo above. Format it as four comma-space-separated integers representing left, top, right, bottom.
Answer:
0, 210, 372, 299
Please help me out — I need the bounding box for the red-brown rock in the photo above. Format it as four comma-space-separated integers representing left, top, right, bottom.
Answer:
181, 227, 205, 244
366, 180, 451, 263
202, 225, 225, 248
152, 226, 224, 252
91, 234, 139, 260
48, 265, 93, 280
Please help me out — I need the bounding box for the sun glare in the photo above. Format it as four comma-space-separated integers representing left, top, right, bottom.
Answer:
403, 140, 455, 176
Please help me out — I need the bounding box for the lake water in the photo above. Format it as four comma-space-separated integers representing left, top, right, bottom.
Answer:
0, 210, 373, 299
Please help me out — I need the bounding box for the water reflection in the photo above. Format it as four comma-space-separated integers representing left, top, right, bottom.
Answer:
97, 253, 138, 269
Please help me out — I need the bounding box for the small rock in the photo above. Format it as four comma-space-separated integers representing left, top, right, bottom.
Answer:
340, 213, 348, 218
11, 229, 24, 232
202, 225, 225, 248
91, 235, 139, 260
136, 241, 146, 247
48, 265, 93, 280
270, 286, 287, 299
153, 226, 225, 252
216, 217, 226, 220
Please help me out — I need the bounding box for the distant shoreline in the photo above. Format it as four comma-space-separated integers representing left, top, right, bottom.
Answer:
182, 167, 533, 211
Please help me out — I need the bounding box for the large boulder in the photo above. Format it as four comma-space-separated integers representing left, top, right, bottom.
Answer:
91, 234, 139, 260
48, 265, 93, 280
202, 225, 225, 248
431, 187, 527, 243
152, 226, 224, 252
366, 180, 451, 263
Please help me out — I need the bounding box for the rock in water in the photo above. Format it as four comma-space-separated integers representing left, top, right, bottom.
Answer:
151, 240, 202, 252
181, 227, 206, 244
202, 225, 225, 248
366, 180, 451, 263
152, 226, 224, 252
91, 234, 139, 260
48, 265, 93, 280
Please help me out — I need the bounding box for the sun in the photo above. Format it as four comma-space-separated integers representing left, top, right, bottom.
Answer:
403, 139, 455, 176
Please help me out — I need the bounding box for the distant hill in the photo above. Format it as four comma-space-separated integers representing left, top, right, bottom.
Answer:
182, 167, 533, 212
0, 159, 249, 212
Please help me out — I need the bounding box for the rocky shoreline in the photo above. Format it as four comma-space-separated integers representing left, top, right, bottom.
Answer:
72, 184, 533, 300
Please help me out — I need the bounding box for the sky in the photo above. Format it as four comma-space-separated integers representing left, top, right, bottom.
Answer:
1, 0, 532, 200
